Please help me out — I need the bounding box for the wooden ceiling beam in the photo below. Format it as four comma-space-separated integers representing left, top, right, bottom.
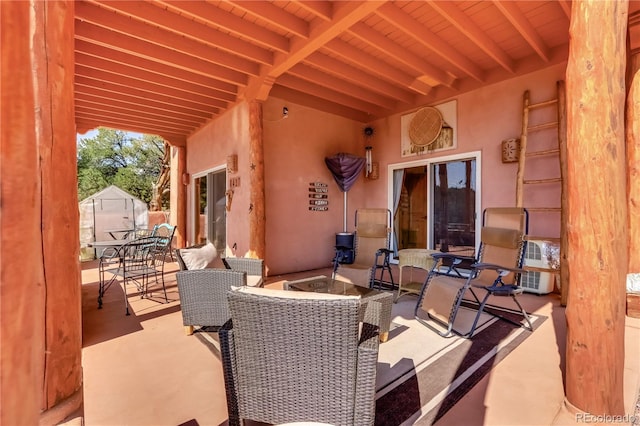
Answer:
429, 1, 515, 73
243, 1, 382, 101
276, 74, 390, 116
493, 1, 550, 62
76, 52, 236, 103
558, 0, 572, 19
75, 64, 228, 109
377, 3, 484, 82
97, 1, 273, 66
161, 0, 289, 53
324, 38, 427, 95
76, 118, 188, 143
296, 1, 333, 22
305, 52, 414, 104
288, 63, 398, 108
225, 0, 310, 38
269, 84, 371, 123
76, 107, 194, 133
75, 21, 248, 87
76, 99, 204, 128
75, 85, 215, 119
75, 75, 221, 114
76, 94, 207, 125
348, 22, 455, 88
75, 40, 238, 95
77, 1, 260, 76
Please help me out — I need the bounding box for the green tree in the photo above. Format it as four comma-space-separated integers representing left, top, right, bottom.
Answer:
77, 128, 169, 208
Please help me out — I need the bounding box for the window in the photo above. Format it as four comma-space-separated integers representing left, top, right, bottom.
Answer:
193, 169, 226, 250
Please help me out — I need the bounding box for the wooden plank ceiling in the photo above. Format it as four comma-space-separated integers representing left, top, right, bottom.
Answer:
74, 0, 640, 145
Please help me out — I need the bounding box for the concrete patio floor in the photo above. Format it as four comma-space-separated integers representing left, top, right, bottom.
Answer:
73, 258, 640, 426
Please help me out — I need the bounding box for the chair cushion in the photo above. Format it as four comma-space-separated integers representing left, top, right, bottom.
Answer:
481, 227, 522, 249
179, 243, 224, 270
232, 285, 360, 301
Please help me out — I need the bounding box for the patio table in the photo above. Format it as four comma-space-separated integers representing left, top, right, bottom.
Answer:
284, 276, 393, 342
103, 228, 135, 240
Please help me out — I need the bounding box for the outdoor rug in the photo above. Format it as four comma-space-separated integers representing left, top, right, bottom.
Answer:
194, 296, 544, 426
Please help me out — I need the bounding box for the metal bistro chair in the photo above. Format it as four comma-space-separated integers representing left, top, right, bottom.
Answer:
415, 207, 533, 338
101, 236, 165, 315
219, 286, 380, 426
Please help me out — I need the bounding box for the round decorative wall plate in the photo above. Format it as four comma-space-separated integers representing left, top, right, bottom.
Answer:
409, 107, 443, 147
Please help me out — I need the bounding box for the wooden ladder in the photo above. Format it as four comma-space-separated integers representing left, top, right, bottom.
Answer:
515, 81, 568, 303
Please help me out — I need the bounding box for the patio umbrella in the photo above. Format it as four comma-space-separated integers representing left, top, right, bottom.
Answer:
325, 153, 365, 232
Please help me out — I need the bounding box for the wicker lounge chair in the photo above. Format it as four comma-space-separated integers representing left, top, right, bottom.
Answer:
223, 257, 264, 287
220, 286, 380, 426
415, 207, 533, 338
176, 269, 247, 335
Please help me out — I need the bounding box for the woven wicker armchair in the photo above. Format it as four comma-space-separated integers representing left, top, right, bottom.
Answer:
219, 286, 380, 426
176, 269, 247, 335
223, 257, 264, 287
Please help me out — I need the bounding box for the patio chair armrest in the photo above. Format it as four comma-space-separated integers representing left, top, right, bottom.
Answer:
472, 262, 526, 276
223, 257, 264, 277
218, 320, 241, 426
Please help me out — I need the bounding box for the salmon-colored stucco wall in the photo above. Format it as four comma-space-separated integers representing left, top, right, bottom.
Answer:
361, 62, 567, 239
186, 63, 567, 275
187, 102, 251, 256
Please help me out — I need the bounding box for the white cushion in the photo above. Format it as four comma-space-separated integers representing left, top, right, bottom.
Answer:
232, 285, 360, 301
179, 243, 224, 270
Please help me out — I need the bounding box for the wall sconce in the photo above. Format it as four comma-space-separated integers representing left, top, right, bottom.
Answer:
182, 172, 190, 186
501, 138, 520, 163
365, 146, 373, 177
227, 154, 238, 173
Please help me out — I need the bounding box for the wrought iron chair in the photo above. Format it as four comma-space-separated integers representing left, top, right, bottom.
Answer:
415, 207, 533, 338
219, 286, 380, 426
101, 236, 164, 315
176, 269, 247, 335
334, 208, 395, 290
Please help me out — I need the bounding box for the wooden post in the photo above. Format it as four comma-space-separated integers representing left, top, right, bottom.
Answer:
626, 53, 640, 276
557, 81, 570, 307
1, 2, 46, 423
565, 0, 628, 415
248, 101, 266, 260
170, 145, 187, 248
35, 1, 83, 420
2, 1, 82, 423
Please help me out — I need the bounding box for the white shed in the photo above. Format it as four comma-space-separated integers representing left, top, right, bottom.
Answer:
79, 185, 149, 260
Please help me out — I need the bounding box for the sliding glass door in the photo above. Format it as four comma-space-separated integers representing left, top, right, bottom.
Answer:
193, 169, 226, 250
392, 152, 480, 257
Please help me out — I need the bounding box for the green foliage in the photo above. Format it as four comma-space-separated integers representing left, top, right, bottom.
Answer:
77, 128, 166, 205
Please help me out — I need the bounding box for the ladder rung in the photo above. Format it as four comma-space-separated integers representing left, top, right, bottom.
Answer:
527, 121, 558, 132
524, 178, 562, 185
525, 236, 561, 242
526, 148, 560, 157
523, 265, 560, 273
526, 207, 561, 212
528, 98, 558, 110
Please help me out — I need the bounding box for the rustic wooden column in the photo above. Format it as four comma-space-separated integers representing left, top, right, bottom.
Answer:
248, 101, 266, 260
626, 53, 640, 276
170, 145, 187, 248
2, 1, 82, 424
565, 0, 628, 415
1, 2, 46, 424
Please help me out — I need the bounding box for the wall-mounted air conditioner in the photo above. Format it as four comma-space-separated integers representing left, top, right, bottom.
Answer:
521, 240, 556, 295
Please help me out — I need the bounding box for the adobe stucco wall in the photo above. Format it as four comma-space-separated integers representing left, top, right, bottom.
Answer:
186, 62, 567, 275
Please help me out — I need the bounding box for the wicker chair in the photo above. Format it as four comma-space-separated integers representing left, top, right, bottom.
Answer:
176, 269, 247, 335
223, 257, 264, 287
220, 286, 380, 426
